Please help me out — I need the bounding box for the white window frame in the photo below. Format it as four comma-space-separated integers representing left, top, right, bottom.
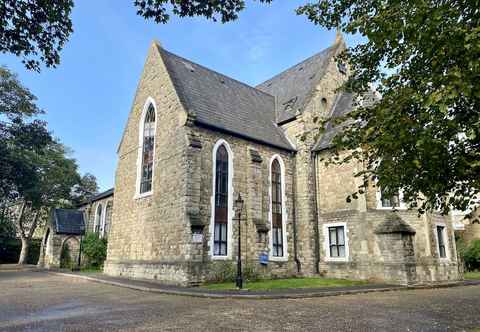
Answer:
435, 222, 450, 261
323, 222, 349, 262
268, 155, 289, 262
209, 139, 234, 260
134, 97, 157, 199
375, 186, 407, 210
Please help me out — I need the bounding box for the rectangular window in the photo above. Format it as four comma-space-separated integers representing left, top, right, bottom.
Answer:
436, 225, 447, 258
328, 226, 346, 258
380, 188, 400, 208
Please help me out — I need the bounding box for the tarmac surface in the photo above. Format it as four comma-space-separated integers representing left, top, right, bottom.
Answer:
1, 270, 480, 331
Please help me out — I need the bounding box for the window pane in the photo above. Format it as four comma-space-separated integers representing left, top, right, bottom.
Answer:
331, 245, 338, 257
329, 228, 337, 245
338, 245, 345, 257
221, 224, 227, 241
337, 227, 345, 245
214, 224, 220, 241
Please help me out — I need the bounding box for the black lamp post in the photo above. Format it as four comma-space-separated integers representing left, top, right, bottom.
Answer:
235, 193, 244, 289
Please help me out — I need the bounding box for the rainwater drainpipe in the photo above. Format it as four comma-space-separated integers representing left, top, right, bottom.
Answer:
312, 151, 321, 274
291, 152, 301, 273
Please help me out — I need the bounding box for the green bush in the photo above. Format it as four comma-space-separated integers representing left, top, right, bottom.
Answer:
0, 237, 40, 264
464, 240, 480, 271
82, 233, 107, 269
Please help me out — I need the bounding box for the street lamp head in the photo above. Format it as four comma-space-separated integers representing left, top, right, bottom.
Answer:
235, 193, 244, 214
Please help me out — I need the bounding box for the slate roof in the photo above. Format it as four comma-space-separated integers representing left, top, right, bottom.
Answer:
313, 92, 354, 151
77, 188, 114, 207
256, 45, 338, 123
312, 90, 378, 152
159, 48, 295, 151
52, 208, 85, 235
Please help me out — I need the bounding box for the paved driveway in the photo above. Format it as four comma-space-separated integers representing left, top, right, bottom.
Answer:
1, 271, 479, 331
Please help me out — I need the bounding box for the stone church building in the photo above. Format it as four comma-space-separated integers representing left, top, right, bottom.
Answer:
104, 35, 460, 286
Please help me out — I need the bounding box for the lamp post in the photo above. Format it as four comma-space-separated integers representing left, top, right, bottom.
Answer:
235, 193, 244, 289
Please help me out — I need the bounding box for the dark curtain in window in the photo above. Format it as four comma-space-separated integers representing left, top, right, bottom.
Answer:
271, 159, 284, 257
140, 105, 155, 194
214, 145, 228, 256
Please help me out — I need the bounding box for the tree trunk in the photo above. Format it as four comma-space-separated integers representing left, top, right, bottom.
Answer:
18, 237, 29, 265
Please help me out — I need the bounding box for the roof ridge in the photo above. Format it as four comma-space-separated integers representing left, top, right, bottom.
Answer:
160, 48, 276, 100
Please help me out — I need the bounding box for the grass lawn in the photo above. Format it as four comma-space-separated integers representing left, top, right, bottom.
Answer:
464, 271, 480, 280
202, 277, 369, 291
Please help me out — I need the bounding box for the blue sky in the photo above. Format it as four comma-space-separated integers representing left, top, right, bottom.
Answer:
2, 1, 359, 191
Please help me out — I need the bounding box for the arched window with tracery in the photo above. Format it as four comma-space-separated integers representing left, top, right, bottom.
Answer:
213, 145, 229, 256
271, 158, 284, 257
140, 104, 155, 194
95, 204, 102, 234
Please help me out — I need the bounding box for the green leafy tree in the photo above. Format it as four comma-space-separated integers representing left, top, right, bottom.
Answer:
0, 0, 74, 71
295, 1, 480, 216
70, 173, 99, 207
0, 66, 81, 263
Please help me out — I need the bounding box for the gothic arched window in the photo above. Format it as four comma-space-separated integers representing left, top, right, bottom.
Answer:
271, 158, 284, 257
140, 104, 155, 194
95, 204, 102, 234
213, 145, 229, 256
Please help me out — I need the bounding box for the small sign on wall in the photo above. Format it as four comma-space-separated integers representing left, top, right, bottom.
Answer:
259, 252, 268, 265
192, 233, 203, 243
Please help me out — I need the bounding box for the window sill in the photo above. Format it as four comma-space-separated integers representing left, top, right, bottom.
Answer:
134, 191, 153, 200
211, 255, 231, 261
269, 255, 288, 263
375, 206, 408, 211
324, 257, 349, 263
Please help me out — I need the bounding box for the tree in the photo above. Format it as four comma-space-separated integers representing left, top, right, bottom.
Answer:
295, 1, 480, 216
70, 173, 99, 207
12, 140, 80, 264
0, 66, 81, 263
0, 0, 74, 72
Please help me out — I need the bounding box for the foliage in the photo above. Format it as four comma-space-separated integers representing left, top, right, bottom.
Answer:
82, 233, 107, 269
464, 271, 480, 280
0, 237, 40, 264
295, 1, 480, 216
0, 66, 81, 263
464, 240, 480, 272
70, 173, 99, 207
134, 0, 271, 24
0, 0, 74, 71
203, 277, 368, 290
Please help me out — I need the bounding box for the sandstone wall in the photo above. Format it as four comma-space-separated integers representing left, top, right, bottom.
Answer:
186, 126, 298, 281
104, 42, 191, 285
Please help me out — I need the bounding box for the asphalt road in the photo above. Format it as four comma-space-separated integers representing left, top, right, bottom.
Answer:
1, 270, 479, 332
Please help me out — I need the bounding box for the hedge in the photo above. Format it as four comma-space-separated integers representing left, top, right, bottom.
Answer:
0, 237, 41, 264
